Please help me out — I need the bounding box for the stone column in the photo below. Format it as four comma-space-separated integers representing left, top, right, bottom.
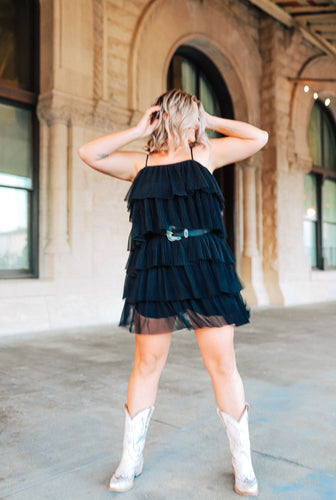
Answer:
44, 113, 70, 255
243, 165, 258, 258
241, 161, 269, 305
37, 105, 71, 280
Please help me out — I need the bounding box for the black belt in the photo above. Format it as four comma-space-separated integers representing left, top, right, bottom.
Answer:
164, 226, 211, 242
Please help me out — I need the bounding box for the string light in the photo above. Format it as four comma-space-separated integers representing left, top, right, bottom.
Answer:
291, 78, 335, 107
299, 82, 332, 106
307, 207, 316, 219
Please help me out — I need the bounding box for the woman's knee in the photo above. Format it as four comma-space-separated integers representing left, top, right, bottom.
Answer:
207, 354, 238, 379
133, 332, 172, 379
134, 350, 166, 379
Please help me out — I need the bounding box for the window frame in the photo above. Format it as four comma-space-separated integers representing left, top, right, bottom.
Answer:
0, 0, 40, 279
307, 100, 336, 270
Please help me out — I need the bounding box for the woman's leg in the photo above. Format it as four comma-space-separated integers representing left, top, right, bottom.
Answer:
127, 331, 173, 417
109, 331, 173, 492
195, 325, 258, 496
194, 324, 245, 420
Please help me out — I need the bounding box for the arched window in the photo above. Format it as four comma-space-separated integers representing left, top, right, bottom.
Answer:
167, 46, 236, 254
304, 100, 336, 269
0, 0, 39, 278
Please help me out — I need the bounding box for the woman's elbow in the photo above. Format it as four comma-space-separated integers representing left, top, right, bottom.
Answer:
78, 145, 87, 162
78, 145, 94, 167
260, 130, 269, 147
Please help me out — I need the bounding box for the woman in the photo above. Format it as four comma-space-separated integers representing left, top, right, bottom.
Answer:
78, 89, 268, 496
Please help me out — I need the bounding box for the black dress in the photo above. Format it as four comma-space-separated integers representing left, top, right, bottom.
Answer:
119, 150, 250, 334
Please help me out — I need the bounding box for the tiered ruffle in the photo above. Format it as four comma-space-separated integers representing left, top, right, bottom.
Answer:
119, 160, 250, 333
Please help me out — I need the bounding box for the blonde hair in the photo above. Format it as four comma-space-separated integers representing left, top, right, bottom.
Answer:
146, 89, 209, 153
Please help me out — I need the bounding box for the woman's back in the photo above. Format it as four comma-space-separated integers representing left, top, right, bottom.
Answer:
120, 152, 249, 334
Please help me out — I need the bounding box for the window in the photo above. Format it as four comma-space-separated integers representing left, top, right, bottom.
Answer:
308, 100, 336, 172
167, 46, 236, 254
168, 51, 222, 138
304, 101, 336, 269
323, 179, 336, 267
303, 173, 318, 267
0, 0, 39, 278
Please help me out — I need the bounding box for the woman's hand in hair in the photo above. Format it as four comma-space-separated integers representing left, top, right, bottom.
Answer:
136, 105, 161, 138
204, 111, 215, 131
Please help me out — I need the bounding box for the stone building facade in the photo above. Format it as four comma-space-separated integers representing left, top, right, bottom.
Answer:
1, 0, 335, 335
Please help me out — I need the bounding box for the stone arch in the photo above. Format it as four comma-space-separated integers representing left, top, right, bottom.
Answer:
129, 0, 262, 124
291, 55, 336, 162
128, 0, 267, 306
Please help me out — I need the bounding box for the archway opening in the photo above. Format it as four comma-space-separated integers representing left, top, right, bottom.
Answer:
167, 45, 236, 255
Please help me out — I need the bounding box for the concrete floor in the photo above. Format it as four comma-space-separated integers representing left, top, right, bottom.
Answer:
0, 301, 335, 500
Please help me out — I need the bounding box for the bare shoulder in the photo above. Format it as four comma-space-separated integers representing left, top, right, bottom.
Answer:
131, 152, 148, 182
192, 144, 213, 172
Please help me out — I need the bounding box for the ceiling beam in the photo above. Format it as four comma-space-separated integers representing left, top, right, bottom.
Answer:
288, 78, 336, 83
247, 0, 336, 58
300, 26, 336, 57
311, 24, 336, 32
247, 0, 293, 27
287, 6, 336, 15
293, 13, 336, 23
320, 32, 336, 39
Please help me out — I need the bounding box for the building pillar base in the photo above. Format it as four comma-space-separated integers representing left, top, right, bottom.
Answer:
242, 255, 269, 305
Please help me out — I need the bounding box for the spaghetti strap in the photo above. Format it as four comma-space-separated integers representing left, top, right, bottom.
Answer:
190, 147, 194, 160
145, 154, 149, 167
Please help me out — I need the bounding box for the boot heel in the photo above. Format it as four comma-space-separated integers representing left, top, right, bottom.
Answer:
134, 463, 144, 477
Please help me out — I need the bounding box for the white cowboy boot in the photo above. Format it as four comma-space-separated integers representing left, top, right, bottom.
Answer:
217, 403, 259, 496
109, 403, 155, 492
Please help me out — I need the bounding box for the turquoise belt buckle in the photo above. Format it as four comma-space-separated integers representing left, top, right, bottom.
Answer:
166, 226, 181, 242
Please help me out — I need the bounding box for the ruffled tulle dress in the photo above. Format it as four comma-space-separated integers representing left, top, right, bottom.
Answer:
119, 152, 250, 334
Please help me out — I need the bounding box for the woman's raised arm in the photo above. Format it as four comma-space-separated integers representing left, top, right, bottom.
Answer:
205, 113, 269, 171
78, 106, 160, 182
